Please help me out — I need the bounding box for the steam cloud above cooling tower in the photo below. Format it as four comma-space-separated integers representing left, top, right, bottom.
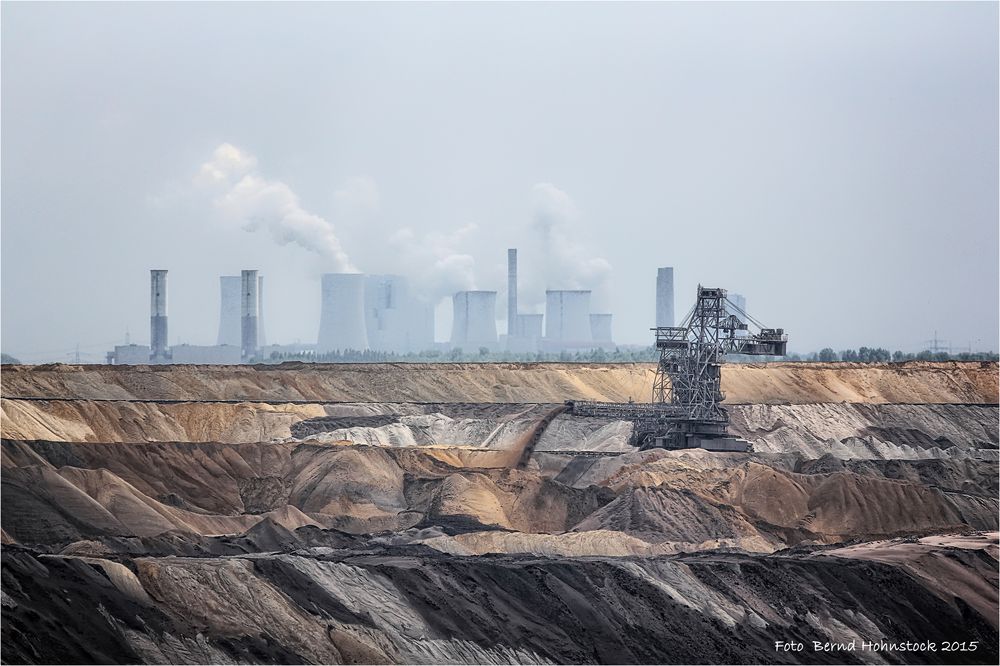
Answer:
192, 146, 613, 322
197, 143, 356, 272
531, 183, 612, 295
385, 224, 478, 303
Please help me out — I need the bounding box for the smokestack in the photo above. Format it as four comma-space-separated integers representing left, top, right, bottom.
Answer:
656, 267, 674, 327
451, 291, 498, 349
217, 276, 241, 347
241, 269, 259, 360
150, 270, 168, 361
317, 273, 369, 353
545, 290, 592, 343
507, 248, 517, 336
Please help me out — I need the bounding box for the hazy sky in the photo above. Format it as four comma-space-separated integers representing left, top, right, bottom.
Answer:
2, 1, 997, 362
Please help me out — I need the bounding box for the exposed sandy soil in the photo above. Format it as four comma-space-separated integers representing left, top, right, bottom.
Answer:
0, 399, 326, 443
3, 360, 996, 403
2, 362, 997, 664
3, 399, 997, 464
3, 439, 995, 555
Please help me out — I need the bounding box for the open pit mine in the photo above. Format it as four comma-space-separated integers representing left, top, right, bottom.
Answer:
1, 361, 998, 665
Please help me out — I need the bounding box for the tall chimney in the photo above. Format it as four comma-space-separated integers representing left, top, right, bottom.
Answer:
656, 267, 674, 328
241, 269, 259, 361
507, 248, 517, 336
150, 270, 168, 361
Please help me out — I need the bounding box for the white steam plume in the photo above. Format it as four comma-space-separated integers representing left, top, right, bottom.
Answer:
386, 224, 478, 302
530, 182, 612, 294
197, 143, 357, 271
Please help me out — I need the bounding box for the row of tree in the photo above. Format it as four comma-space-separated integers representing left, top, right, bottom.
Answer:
801, 348, 998, 363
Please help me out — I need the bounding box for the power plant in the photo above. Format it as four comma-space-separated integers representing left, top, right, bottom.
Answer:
108, 246, 628, 363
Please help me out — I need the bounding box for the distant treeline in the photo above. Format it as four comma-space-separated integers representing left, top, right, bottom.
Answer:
260, 346, 998, 364
799, 347, 998, 363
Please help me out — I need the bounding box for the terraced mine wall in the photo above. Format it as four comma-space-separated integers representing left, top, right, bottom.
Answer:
2, 361, 998, 664
2, 361, 996, 403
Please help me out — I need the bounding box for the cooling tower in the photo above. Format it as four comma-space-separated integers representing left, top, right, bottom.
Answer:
257, 275, 267, 348
217, 276, 241, 347
729, 292, 747, 315
241, 270, 259, 360
590, 314, 613, 345
364, 274, 407, 352
507, 248, 517, 336
149, 270, 168, 361
545, 290, 592, 343
451, 291, 498, 349
516, 314, 543, 339
656, 267, 674, 327
317, 273, 369, 353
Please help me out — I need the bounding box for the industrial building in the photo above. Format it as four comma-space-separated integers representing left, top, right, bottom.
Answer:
111, 344, 151, 365
499, 247, 615, 353
109, 269, 270, 365
171, 344, 241, 365
257, 343, 316, 360
451, 290, 498, 350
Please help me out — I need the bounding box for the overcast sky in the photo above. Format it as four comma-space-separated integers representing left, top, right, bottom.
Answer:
2, 1, 997, 362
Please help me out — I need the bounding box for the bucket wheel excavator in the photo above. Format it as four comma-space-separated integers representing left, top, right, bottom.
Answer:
569, 285, 787, 451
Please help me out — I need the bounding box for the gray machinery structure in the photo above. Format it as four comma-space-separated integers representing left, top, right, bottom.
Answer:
572, 285, 786, 451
